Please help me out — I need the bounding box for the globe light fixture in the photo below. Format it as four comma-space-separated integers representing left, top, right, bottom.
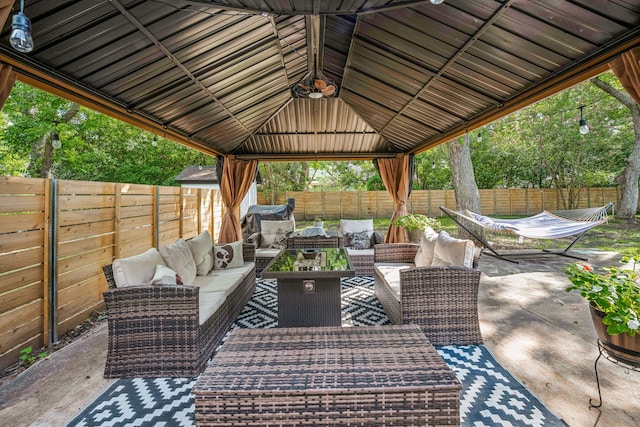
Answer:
9, 0, 34, 53
51, 131, 61, 149
578, 105, 589, 135
430, 0, 445, 4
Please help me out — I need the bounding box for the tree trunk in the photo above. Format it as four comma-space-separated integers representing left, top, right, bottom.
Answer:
39, 134, 54, 178
591, 77, 640, 220
447, 134, 482, 240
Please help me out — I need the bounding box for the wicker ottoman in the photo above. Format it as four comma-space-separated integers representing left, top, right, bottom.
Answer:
193, 325, 461, 426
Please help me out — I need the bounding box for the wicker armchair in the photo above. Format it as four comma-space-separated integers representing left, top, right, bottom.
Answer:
374, 243, 483, 346
101, 244, 256, 378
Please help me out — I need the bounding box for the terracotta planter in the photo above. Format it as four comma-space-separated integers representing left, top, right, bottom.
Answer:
590, 304, 640, 367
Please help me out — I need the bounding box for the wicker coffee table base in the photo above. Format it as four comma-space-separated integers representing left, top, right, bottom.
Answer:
277, 277, 341, 327
194, 325, 461, 426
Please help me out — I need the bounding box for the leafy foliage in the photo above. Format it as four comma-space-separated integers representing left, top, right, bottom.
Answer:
1, 82, 212, 184
390, 213, 440, 231
565, 250, 640, 335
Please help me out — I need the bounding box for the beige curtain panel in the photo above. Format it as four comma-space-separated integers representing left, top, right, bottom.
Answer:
218, 156, 258, 243
377, 155, 411, 244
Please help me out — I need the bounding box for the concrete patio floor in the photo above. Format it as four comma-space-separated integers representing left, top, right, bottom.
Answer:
0, 248, 639, 426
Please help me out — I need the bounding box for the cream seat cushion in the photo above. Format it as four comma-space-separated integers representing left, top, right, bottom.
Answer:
373, 262, 415, 302
198, 292, 227, 325
159, 238, 197, 286
112, 247, 166, 288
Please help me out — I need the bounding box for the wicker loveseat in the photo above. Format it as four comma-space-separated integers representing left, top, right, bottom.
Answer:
102, 232, 256, 378
373, 235, 482, 346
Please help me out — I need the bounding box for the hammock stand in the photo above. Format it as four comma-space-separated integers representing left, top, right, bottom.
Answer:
439, 203, 613, 264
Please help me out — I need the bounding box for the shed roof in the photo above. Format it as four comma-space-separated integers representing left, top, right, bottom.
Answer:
175, 165, 218, 184
1, 0, 639, 160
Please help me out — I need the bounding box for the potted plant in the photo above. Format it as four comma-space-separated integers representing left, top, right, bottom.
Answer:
313, 217, 324, 229
564, 250, 640, 366
391, 213, 440, 243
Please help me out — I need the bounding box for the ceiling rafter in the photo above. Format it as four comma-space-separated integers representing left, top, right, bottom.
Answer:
110, 0, 253, 137
378, 0, 515, 136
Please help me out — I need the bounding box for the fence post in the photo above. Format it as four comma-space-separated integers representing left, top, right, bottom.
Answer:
47, 178, 58, 345
154, 186, 160, 248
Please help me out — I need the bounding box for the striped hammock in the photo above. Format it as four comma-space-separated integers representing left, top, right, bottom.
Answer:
448, 202, 613, 240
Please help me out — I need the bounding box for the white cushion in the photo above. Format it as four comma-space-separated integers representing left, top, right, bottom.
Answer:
415, 227, 438, 267
187, 230, 214, 276
112, 248, 166, 288
260, 220, 295, 248
339, 219, 374, 239
431, 231, 475, 268
193, 272, 245, 297
213, 240, 244, 269
159, 238, 197, 286
374, 263, 414, 302
150, 264, 179, 285
198, 292, 227, 325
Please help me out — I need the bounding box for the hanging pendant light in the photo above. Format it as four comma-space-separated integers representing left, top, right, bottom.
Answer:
578, 105, 589, 135
10, 0, 34, 53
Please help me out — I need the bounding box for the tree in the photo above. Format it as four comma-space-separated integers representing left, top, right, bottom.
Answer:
591, 75, 640, 220
258, 162, 308, 204
447, 133, 481, 240
1, 82, 212, 185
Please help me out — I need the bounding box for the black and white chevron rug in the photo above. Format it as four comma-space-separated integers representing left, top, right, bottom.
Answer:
67, 277, 567, 427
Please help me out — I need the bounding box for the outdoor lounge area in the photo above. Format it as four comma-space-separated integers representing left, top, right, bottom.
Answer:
2, 1, 640, 426
1, 248, 639, 426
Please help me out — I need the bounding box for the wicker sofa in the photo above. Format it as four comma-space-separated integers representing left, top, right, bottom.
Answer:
102, 232, 256, 378
373, 236, 483, 346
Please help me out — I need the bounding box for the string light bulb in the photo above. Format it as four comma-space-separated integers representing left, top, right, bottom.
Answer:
578, 105, 589, 135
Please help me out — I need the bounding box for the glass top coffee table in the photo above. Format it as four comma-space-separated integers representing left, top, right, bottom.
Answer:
261, 248, 354, 327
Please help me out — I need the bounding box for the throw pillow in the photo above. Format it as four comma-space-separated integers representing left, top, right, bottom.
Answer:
260, 220, 295, 248
159, 238, 197, 286
112, 247, 166, 288
431, 231, 475, 268
415, 227, 438, 267
349, 231, 371, 250
187, 230, 214, 276
339, 219, 374, 240
150, 264, 180, 285
270, 229, 289, 249
213, 240, 244, 269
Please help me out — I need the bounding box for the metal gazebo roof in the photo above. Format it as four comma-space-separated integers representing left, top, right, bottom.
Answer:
1, 0, 639, 160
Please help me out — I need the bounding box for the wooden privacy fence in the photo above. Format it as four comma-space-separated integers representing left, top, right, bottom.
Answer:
0, 176, 225, 371
0, 177, 626, 370
260, 187, 624, 220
